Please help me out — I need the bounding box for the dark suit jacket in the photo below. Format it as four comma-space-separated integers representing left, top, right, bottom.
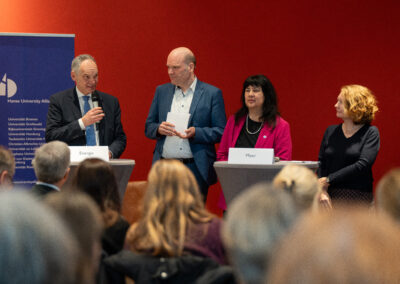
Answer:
45, 88, 126, 158
31, 183, 58, 198
145, 80, 226, 185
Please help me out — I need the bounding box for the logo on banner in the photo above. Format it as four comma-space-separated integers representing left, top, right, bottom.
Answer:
0, 73, 17, 98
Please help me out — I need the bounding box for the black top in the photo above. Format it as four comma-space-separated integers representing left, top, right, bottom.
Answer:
235, 117, 262, 148
317, 124, 380, 192
102, 215, 130, 255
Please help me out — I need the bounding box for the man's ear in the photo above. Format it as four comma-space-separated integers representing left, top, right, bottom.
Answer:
0, 171, 7, 184
64, 167, 70, 180
0, 171, 11, 187
71, 70, 76, 82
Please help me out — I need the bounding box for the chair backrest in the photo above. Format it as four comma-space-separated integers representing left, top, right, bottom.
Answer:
122, 181, 147, 224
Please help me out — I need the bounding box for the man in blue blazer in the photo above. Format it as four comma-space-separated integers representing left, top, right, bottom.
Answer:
145, 47, 226, 198
45, 54, 126, 158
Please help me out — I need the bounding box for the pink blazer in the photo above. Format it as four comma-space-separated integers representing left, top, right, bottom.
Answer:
216, 115, 292, 161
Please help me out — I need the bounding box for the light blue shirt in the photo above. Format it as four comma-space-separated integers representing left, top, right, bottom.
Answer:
36, 182, 60, 191
162, 78, 197, 158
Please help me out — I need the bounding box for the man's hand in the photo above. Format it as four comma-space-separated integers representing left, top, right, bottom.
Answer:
176, 127, 195, 139
82, 107, 104, 127
158, 122, 177, 136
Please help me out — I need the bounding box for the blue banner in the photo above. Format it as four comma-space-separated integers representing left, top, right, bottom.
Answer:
0, 33, 74, 187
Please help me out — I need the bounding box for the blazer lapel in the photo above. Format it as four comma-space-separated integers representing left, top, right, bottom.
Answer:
71, 88, 83, 119
188, 80, 203, 125
161, 84, 175, 121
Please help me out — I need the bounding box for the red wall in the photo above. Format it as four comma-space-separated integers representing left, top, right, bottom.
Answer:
3, 0, 400, 213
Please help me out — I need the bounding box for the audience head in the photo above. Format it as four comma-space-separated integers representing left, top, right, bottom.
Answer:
236, 74, 279, 126
0, 190, 77, 284
72, 158, 121, 212
376, 168, 400, 222
273, 164, 321, 212
222, 183, 298, 284
267, 206, 400, 284
127, 159, 213, 256
45, 191, 103, 284
339, 84, 378, 124
32, 141, 70, 186
0, 146, 15, 188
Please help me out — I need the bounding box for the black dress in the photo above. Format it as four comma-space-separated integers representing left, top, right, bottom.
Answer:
317, 124, 380, 203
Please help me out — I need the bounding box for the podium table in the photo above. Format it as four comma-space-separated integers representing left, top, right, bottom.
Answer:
214, 161, 318, 205
63, 159, 135, 198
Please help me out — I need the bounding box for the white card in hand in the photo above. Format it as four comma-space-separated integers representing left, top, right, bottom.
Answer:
166, 112, 190, 133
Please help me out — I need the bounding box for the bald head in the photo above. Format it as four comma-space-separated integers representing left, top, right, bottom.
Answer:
168, 47, 196, 67
166, 47, 196, 91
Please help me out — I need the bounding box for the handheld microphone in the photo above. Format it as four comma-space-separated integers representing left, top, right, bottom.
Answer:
92, 91, 100, 131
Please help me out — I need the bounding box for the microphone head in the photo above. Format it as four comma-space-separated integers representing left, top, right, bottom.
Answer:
92, 91, 100, 108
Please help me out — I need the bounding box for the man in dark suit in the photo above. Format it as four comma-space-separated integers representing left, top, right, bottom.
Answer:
45, 54, 126, 158
145, 47, 226, 199
31, 141, 70, 198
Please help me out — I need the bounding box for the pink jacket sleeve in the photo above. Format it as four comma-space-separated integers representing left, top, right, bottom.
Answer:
273, 117, 292, 160
216, 116, 236, 161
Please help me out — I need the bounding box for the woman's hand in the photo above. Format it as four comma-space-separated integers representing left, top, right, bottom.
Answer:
318, 177, 330, 191
319, 190, 332, 210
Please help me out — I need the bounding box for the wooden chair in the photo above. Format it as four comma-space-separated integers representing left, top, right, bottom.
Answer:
121, 181, 147, 224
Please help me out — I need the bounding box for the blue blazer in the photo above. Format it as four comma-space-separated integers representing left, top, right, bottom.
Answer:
145, 80, 226, 185
45, 88, 127, 158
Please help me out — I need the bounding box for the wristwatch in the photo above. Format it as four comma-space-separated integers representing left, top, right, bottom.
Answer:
326, 176, 330, 183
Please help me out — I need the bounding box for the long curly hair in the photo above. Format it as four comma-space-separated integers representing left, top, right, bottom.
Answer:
127, 159, 214, 257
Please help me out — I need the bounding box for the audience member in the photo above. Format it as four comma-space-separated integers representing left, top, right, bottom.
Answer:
222, 183, 298, 284
0, 190, 77, 284
71, 158, 129, 255
45, 191, 103, 284
267, 206, 400, 284
376, 168, 400, 222
31, 141, 70, 198
126, 159, 227, 265
0, 145, 15, 189
273, 164, 331, 211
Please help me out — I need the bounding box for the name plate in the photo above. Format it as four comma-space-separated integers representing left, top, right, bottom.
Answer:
228, 148, 274, 165
69, 146, 109, 162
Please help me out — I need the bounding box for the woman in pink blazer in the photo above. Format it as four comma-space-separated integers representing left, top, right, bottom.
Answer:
216, 74, 292, 210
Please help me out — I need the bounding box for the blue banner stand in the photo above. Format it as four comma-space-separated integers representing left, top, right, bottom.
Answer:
0, 33, 75, 187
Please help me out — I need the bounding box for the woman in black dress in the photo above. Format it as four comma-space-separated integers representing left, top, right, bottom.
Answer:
318, 84, 379, 204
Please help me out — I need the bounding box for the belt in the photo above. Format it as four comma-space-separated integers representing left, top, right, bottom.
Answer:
161, 157, 195, 164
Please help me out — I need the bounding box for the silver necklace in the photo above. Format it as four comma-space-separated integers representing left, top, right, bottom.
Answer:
246, 115, 263, 135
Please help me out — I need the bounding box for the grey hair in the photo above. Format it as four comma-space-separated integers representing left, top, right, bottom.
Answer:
71, 54, 96, 74
0, 190, 78, 284
0, 146, 15, 178
222, 183, 298, 284
32, 141, 70, 184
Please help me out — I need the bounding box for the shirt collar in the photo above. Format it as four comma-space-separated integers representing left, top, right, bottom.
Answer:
36, 182, 60, 191
76, 86, 91, 99
175, 77, 197, 95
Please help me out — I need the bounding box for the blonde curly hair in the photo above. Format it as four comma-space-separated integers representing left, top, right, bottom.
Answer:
340, 84, 378, 124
